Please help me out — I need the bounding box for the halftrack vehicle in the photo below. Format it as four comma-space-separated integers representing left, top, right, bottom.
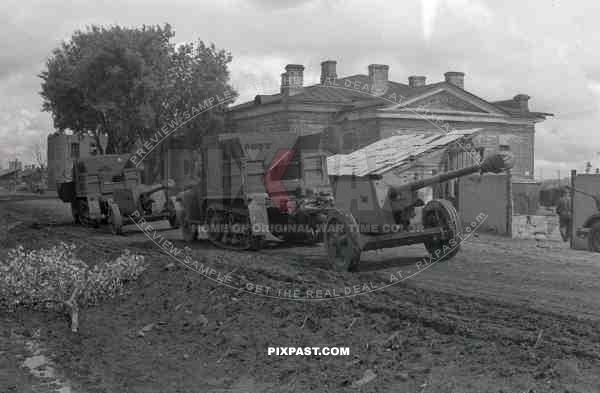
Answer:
57, 154, 178, 234
178, 132, 331, 250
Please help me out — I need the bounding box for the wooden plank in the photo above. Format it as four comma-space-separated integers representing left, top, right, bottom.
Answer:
328, 132, 472, 177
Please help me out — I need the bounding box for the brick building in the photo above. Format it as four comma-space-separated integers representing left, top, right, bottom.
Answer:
227, 61, 551, 180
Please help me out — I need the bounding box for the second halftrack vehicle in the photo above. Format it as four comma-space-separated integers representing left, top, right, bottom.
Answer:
178, 132, 331, 250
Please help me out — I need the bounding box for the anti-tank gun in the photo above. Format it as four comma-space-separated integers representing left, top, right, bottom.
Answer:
324, 152, 514, 271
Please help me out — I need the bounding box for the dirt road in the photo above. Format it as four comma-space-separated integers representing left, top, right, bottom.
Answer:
2, 199, 600, 393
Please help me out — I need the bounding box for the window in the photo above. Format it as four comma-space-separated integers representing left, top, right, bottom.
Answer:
70, 143, 80, 159
499, 144, 510, 152
342, 133, 354, 151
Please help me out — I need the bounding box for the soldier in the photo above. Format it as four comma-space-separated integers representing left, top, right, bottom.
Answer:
556, 187, 572, 242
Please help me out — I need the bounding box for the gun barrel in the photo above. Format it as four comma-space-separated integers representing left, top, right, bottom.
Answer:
139, 184, 165, 197
138, 179, 175, 198
391, 164, 483, 195
388, 152, 514, 196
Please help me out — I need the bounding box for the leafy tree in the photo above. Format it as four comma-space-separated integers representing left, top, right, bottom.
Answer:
166, 41, 236, 148
40, 24, 237, 156
146, 40, 237, 183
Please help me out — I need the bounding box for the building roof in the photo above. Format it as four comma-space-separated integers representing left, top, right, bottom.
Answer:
0, 168, 19, 180
492, 98, 553, 119
229, 73, 552, 120
327, 128, 481, 177
20, 168, 37, 178
231, 74, 433, 110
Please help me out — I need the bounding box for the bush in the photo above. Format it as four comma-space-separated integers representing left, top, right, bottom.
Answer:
0, 243, 145, 331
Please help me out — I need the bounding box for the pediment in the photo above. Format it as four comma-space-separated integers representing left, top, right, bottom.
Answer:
382, 87, 509, 116
407, 91, 486, 112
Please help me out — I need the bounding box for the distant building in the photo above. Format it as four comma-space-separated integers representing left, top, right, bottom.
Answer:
0, 168, 19, 191
47, 133, 107, 190
0, 160, 44, 193
226, 60, 553, 234
227, 61, 552, 180
8, 159, 22, 171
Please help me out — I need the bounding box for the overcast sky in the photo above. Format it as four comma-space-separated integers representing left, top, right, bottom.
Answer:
1, 0, 599, 178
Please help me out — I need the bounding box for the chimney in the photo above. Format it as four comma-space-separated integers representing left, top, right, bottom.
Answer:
444, 71, 465, 89
513, 94, 531, 113
280, 64, 304, 96
320, 60, 337, 84
280, 72, 287, 94
368, 64, 389, 82
368, 64, 389, 95
408, 75, 426, 88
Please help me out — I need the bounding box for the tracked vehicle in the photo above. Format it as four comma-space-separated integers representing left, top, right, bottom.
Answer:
178, 132, 331, 250
57, 154, 178, 234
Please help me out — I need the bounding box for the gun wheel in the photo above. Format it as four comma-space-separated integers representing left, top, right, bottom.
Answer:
73, 198, 93, 226
108, 203, 123, 235
589, 222, 600, 253
423, 199, 462, 261
324, 209, 361, 272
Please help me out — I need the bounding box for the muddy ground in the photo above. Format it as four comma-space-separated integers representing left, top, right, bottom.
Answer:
1, 197, 600, 393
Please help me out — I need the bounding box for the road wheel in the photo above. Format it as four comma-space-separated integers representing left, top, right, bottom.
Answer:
249, 235, 264, 251
423, 199, 462, 261
109, 203, 123, 235
324, 209, 362, 272
71, 201, 81, 224
181, 213, 197, 242
206, 208, 254, 251
589, 222, 600, 252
